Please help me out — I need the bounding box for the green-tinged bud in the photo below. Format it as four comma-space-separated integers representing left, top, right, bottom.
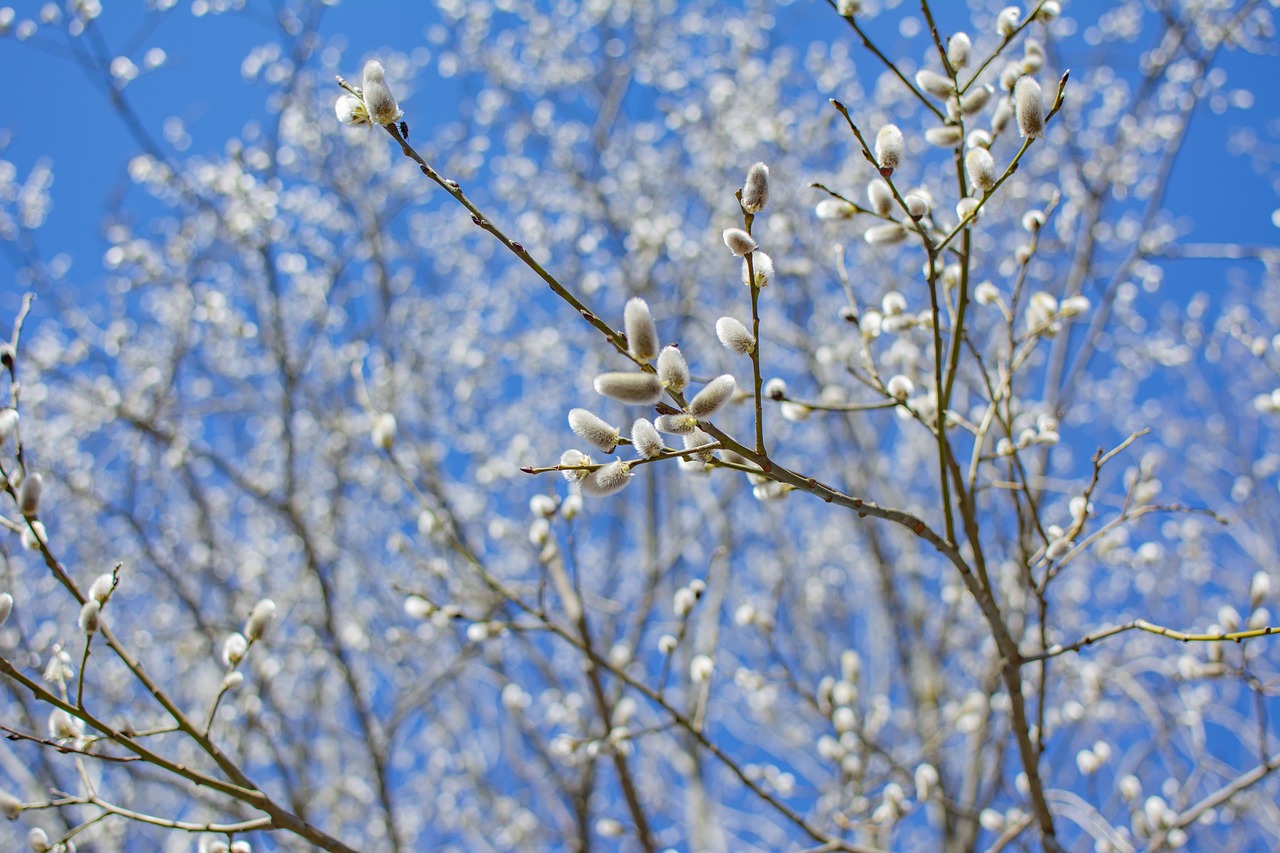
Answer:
630, 419, 664, 459
1035, 1, 1061, 21
655, 413, 698, 435
974, 281, 1001, 305
886, 375, 913, 400
20, 520, 46, 551
0, 592, 11, 627
865, 223, 908, 245
742, 162, 770, 213
580, 459, 632, 497
924, 125, 964, 147
996, 5, 1020, 36
593, 372, 663, 405
836, 0, 861, 15
18, 472, 41, 518
78, 600, 101, 635
657, 346, 690, 392
48, 709, 83, 742
688, 375, 736, 419
568, 408, 620, 453
623, 297, 659, 360
1015, 76, 1045, 138
716, 317, 755, 355
815, 199, 856, 220
361, 60, 402, 126
966, 147, 997, 193
956, 196, 981, 222
682, 429, 717, 462
868, 179, 893, 215
560, 449, 593, 482
223, 632, 249, 667
915, 69, 955, 98
27, 827, 50, 852
742, 251, 774, 288
723, 228, 757, 257
947, 32, 971, 68
222, 671, 244, 692
244, 598, 276, 641
875, 125, 904, 174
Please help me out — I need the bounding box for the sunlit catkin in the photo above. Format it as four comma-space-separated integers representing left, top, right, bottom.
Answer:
867, 178, 894, 215
947, 32, 971, 68
78, 600, 101, 635
966, 147, 996, 193
568, 408, 619, 452
631, 419, 664, 459
361, 60, 402, 126
657, 345, 690, 392
245, 598, 277, 641
875, 124, 904, 174
1014, 76, 1045, 138
722, 228, 757, 257
716, 317, 755, 355
580, 459, 632, 497
688, 375, 736, 419
623, 297, 659, 360
741, 162, 770, 213
18, 472, 41, 518
593, 372, 663, 405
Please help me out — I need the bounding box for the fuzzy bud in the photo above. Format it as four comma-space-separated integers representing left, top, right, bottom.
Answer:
1014, 76, 1045, 138
568, 408, 620, 453
867, 179, 894, 215
924, 125, 964, 148
334, 93, 370, 127
18, 473, 41, 518
947, 32, 971, 68
996, 6, 1020, 37
1251, 572, 1272, 609
865, 223, 908, 245
915, 69, 956, 98
742, 251, 774, 288
655, 413, 698, 435
20, 521, 46, 551
630, 419, 664, 459
244, 599, 276, 642
716, 317, 755, 355
371, 412, 396, 450
361, 60, 402, 126
741, 162, 770, 213
0, 789, 21, 820
974, 281, 1001, 305
593, 372, 663, 405
690, 654, 714, 683
836, 0, 861, 15
222, 671, 244, 692
682, 429, 717, 463
27, 827, 50, 852
904, 194, 930, 220
223, 632, 249, 667
966, 147, 997, 193
688, 375, 736, 419
960, 86, 993, 115
89, 572, 115, 605
559, 449, 593, 482
722, 228, 757, 257
875, 124, 904, 173
0, 408, 17, 446
816, 199, 856, 220
580, 459, 632, 497
956, 196, 981, 222
78, 600, 101, 634
886, 375, 913, 400
0, 593, 11, 628
623, 297, 659, 361
764, 378, 788, 400
657, 346, 690, 392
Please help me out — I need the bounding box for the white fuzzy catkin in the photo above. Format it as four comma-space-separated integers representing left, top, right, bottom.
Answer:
956, 196, 981, 222
580, 459, 632, 497
865, 223, 908, 245
371, 412, 396, 450
815, 199, 856, 220
991, 98, 1013, 134
89, 572, 115, 604
742, 251, 774, 288
924, 125, 964, 147
682, 429, 718, 462
966, 147, 997, 193
867, 179, 894, 215
1014, 76, 1045, 138
904, 194, 930, 220
657, 346, 690, 392
223, 632, 248, 667
18, 472, 41, 518
655, 413, 698, 435
623, 297, 659, 360
245, 599, 276, 641
996, 6, 1020, 36
78, 600, 101, 635
741, 162, 770, 213
0, 593, 11, 628
593, 372, 663, 405
947, 32, 971, 68
0, 408, 17, 446
722, 228, 757, 256
960, 86, 993, 115
716, 317, 755, 354
915, 69, 955, 98
560, 449, 593, 481
631, 419, 664, 459
361, 60, 402, 126
568, 408, 619, 452
334, 93, 370, 127
0, 790, 21, 820
875, 124, 904, 172
687, 375, 736, 419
